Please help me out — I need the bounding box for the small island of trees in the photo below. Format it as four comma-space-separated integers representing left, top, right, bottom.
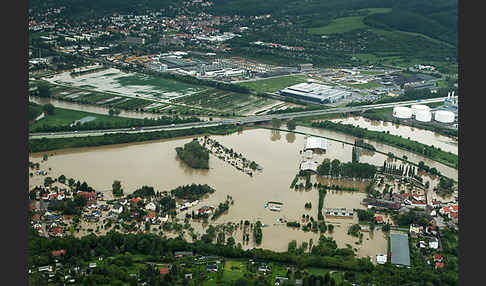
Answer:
175, 139, 209, 169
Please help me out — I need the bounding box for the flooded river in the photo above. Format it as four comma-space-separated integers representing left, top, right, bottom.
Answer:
329, 116, 458, 155
29, 127, 457, 258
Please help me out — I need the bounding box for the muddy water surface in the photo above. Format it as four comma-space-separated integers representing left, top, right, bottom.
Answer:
29, 127, 457, 257
329, 116, 457, 155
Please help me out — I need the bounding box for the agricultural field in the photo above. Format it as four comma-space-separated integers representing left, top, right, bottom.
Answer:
45, 68, 206, 101
236, 75, 309, 94
171, 88, 280, 116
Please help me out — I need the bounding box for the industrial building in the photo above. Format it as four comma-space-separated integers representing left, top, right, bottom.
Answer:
390, 233, 411, 267
280, 82, 351, 104
300, 161, 319, 173
304, 137, 327, 151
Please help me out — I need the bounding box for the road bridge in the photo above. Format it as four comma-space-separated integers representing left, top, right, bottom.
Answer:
29, 97, 446, 139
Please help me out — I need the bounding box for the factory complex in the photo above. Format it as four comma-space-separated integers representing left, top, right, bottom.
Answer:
299, 137, 327, 173
280, 82, 352, 104
392, 92, 458, 126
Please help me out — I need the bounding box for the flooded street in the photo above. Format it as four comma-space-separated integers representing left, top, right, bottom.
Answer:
29, 127, 457, 258
328, 116, 458, 155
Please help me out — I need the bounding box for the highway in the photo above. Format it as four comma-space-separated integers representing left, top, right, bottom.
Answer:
29, 97, 446, 139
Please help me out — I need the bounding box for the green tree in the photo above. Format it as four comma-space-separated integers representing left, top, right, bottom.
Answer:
42, 103, 55, 115
271, 118, 282, 128
286, 119, 297, 131
112, 180, 124, 197
37, 84, 51, 98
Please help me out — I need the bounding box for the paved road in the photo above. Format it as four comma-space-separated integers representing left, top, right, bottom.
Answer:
29, 97, 446, 139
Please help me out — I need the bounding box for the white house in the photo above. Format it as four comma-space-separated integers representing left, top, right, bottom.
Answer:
160, 214, 169, 223
145, 202, 156, 211
112, 204, 123, 214
376, 254, 387, 264
429, 238, 439, 249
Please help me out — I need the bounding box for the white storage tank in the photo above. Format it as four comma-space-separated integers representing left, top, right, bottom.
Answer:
434, 110, 455, 123
415, 110, 432, 122
392, 106, 412, 119
411, 104, 430, 116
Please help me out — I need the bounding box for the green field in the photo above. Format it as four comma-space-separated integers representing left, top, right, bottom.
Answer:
309, 8, 392, 35
236, 75, 309, 93
29, 103, 142, 131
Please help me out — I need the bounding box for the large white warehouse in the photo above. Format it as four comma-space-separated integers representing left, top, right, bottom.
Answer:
434, 110, 455, 123
280, 82, 351, 104
392, 106, 413, 119
305, 137, 327, 151
415, 110, 432, 122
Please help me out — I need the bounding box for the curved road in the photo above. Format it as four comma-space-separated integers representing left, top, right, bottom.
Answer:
29, 97, 446, 139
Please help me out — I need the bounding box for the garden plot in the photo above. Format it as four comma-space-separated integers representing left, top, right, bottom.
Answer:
96, 96, 122, 105
45, 68, 205, 101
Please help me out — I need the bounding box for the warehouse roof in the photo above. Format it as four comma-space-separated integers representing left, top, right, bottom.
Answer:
305, 137, 327, 151
300, 161, 319, 172
390, 233, 411, 267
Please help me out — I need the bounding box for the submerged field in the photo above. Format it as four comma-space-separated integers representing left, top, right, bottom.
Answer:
46, 68, 205, 101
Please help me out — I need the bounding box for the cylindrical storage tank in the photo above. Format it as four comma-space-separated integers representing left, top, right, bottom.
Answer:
415, 110, 432, 122
392, 106, 412, 119
434, 110, 455, 123
411, 104, 430, 116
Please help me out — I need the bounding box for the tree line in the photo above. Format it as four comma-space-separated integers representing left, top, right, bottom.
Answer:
311, 120, 458, 169
317, 158, 377, 179
29, 125, 241, 153
170, 184, 215, 201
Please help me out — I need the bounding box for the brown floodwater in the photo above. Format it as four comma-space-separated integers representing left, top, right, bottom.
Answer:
30, 96, 160, 119
295, 126, 458, 181
328, 116, 458, 155
29, 127, 457, 257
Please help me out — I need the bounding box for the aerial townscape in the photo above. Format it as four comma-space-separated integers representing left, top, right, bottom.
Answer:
28, 0, 459, 285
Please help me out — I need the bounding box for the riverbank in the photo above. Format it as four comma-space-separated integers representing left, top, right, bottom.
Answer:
303, 121, 458, 169
28, 125, 242, 153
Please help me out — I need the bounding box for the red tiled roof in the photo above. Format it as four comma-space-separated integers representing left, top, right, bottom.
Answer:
449, 212, 458, 218
131, 197, 142, 204
376, 216, 383, 222
442, 206, 450, 213
433, 253, 443, 261
159, 268, 170, 275
78, 191, 96, 200
52, 249, 66, 256
452, 205, 458, 212
50, 227, 63, 235
32, 214, 41, 221
435, 262, 445, 269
